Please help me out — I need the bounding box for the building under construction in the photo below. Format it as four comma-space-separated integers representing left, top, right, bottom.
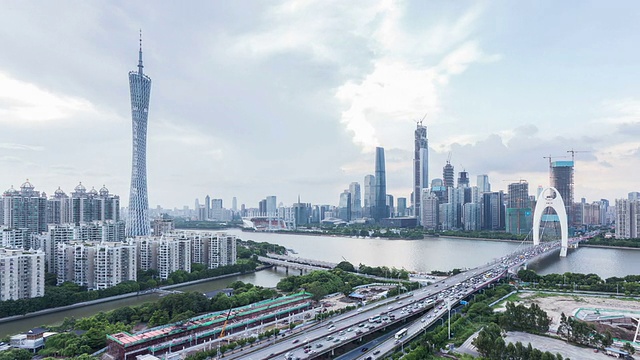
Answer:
106, 292, 313, 360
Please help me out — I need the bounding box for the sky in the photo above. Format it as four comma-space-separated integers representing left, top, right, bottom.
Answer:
0, 1, 639, 209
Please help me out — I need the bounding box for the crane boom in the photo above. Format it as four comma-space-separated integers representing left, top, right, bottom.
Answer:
219, 306, 234, 339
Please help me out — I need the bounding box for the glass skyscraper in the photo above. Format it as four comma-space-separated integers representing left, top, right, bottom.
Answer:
373, 147, 387, 222
413, 122, 428, 221
126, 36, 152, 237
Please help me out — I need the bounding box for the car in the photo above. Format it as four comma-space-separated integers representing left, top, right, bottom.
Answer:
357, 308, 364, 312
365, 357, 373, 360
327, 325, 335, 330
421, 318, 426, 322
358, 323, 365, 327
347, 328, 353, 332
361, 347, 369, 352
373, 350, 381, 355
315, 343, 323, 348
339, 331, 345, 335
292, 339, 299, 344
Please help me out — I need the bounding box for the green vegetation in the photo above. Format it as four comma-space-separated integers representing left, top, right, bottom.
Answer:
440, 230, 527, 241
497, 302, 551, 334
278, 225, 425, 240
358, 263, 409, 280
0, 261, 257, 319
276, 268, 415, 301
518, 269, 640, 294
237, 239, 287, 258
185, 328, 280, 360
473, 323, 566, 360
557, 312, 613, 348
387, 284, 568, 360
173, 218, 242, 229
39, 282, 276, 357
584, 234, 640, 248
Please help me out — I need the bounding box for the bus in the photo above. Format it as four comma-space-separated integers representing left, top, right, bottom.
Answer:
394, 328, 408, 339
368, 315, 381, 323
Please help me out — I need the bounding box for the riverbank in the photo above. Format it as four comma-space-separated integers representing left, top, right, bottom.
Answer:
440, 235, 527, 243
0, 266, 272, 325
580, 244, 640, 251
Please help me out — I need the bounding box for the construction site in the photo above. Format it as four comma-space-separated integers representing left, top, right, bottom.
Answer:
106, 291, 313, 360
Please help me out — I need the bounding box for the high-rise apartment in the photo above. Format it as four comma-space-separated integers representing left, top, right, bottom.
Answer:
373, 147, 387, 222
0, 248, 44, 300
127, 35, 152, 237
413, 122, 428, 221
2, 181, 47, 236
55, 240, 136, 290
615, 199, 640, 239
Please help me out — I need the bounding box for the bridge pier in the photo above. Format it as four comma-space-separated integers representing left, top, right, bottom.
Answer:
299, 269, 303, 276
285, 267, 289, 275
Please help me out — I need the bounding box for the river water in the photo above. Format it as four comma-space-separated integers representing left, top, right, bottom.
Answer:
2, 230, 639, 338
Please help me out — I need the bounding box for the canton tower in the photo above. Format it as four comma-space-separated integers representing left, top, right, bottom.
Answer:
126, 33, 151, 237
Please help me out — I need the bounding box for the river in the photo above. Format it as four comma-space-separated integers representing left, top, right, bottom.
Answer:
2, 230, 639, 338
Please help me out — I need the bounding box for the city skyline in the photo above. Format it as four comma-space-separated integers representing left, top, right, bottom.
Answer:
0, 2, 638, 208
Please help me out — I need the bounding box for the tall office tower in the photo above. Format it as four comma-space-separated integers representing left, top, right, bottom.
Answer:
447, 187, 465, 228
373, 147, 387, 222
232, 197, 237, 212
266, 196, 277, 217
429, 178, 447, 204
443, 162, 454, 188
457, 171, 469, 188
204, 195, 211, 220
482, 191, 505, 230
258, 199, 267, 215
397, 197, 407, 217
629, 192, 640, 201
413, 122, 428, 222
506, 181, 532, 235
463, 203, 482, 231
0, 248, 45, 300
477, 175, 491, 193
2, 181, 47, 236
56, 240, 136, 289
615, 199, 640, 239
349, 182, 362, 219
550, 160, 574, 225
338, 190, 351, 221
363, 175, 375, 218
386, 195, 394, 218
421, 191, 439, 230
127, 34, 152, 237
46, 187, 71, 225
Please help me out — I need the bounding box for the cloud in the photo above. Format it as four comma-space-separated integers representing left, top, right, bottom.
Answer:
0, 143, 43, 151
0, 72, 97, 124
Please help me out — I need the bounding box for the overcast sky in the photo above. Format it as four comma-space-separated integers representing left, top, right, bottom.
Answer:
0, 1, 639, 209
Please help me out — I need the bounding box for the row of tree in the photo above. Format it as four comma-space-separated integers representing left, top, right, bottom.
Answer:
497, 302, 551, 334
40, 282, 277, 357
557, 312, 613, 349
473, 323, 566, 360
518, 269, 640, 294
585, 234, 640, 248
0, 260, 257, 319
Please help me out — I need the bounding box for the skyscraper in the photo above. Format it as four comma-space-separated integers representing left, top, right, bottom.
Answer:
551, 160, 574, 225
443, 162, 454, 188
477, 174, 491, 193
363, 175, 375, 218
457, 171, 469, 188
126, 34, 152, 237
349, 182, 361, 219
373, 147, 387, 222
413, 122, 428, 221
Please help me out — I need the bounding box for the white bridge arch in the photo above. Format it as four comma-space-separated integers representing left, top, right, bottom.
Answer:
532, 187, 569, 257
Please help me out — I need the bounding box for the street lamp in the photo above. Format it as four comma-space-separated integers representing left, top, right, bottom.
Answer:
447, 299, 451, 340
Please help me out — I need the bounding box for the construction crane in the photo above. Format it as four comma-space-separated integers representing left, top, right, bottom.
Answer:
218, 306, 234, 339
417, 112, 427, 125
567, 148, 590, 162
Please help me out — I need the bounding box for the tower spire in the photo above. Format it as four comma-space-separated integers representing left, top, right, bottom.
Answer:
138, 29, 144, 74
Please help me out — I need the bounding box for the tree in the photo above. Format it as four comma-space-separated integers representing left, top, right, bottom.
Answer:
335, 261, 355, 272
623, 342, 636, 355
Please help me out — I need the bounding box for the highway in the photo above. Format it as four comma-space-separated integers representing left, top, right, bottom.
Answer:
183, 239, 566, 360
